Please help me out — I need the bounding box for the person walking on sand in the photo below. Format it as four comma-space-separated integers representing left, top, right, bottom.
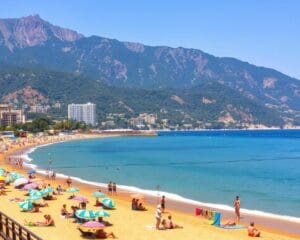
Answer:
234, 196, 241, 222
66, 177, 72, 187
161, 195, 166, 213
112, 182, 117, 195
155, 205, 162, 229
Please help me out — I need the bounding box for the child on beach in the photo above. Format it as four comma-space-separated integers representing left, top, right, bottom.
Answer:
25, 214, 55, 227
155, 205, 162, 229
248, 222, 261, 237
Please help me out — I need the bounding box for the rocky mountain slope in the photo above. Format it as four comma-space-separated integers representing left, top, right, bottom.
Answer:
0, 15, 299, 127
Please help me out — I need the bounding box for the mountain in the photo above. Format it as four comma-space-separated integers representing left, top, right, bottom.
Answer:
0, 15, 299, 128
0, 65, 284, 128
0, 15, 82, 50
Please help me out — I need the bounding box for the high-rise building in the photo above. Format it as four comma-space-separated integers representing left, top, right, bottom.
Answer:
0, 104, 25, 126
68, 103, 97, 126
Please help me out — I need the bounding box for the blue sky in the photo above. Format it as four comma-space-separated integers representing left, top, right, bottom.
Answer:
1, 0, 300, 78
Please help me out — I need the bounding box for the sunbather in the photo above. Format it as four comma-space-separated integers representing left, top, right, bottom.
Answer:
248, 222, 261, 237
95, 229, 117, 239
165, 215, 183, 229
61, 204, 72, 218
25, 214, 55, 226
98, 217, 113, 226
221, 219, 236, 227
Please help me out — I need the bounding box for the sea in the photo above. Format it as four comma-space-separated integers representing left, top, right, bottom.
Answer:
25, 130, 300, 222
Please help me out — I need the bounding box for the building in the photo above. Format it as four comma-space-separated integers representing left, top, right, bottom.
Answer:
0, 104, 25, 126
68, 103, 97, 126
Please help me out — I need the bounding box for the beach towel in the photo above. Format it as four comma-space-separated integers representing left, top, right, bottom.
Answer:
220, 225, 245, 229
208, 211, 216, 225
195, 208, 202, 216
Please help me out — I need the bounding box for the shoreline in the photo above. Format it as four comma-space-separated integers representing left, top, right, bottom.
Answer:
1, 134, 300, 239
14, 143, 300, 224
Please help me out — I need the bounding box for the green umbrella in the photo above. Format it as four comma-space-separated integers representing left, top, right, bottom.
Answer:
92, 192, 105, 198
66, 187, 79, 193
19, 201, 33, 211
75, 210, 97, 220
94, 210, 110, 217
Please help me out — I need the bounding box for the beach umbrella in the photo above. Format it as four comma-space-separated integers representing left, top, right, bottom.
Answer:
66, 187, 79, 193
9, 172, 24, 180
14, 178, 29, 187
40, 187, 53, 195
79, 221, 105, 232
0, 169, 5, 176
130, 193, 145, 199
92, 192, 105, 198
101, 198, 116, 209
72, 195, 89, 203
27, 169, 36, 174
22, 183, 38, 190
75, 210, 96, 220
28, 190, 44, 201
19, 200, 33, 211
5, 176, 13, 184
0, 176, 6, 183
28, 195, 43, 202
94, 210, 110, 218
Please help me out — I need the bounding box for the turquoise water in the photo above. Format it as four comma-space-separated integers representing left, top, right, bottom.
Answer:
28, 130, 300, 218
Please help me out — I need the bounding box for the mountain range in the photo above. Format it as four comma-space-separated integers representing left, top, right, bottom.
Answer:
0, 15, 299, 128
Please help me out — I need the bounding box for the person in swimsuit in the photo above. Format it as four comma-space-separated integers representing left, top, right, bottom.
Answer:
234, 196, 241, 222
248, 222, 261, 237
166, 215, 183, 229
160, 195, 166, 213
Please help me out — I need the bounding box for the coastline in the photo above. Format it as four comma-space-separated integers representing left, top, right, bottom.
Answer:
1, 134, 299, 239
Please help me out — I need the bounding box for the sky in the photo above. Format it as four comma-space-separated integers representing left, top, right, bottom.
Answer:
1, 0, 300, 78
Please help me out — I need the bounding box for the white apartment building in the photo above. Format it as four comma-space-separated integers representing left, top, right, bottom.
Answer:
68, 103, 97, 126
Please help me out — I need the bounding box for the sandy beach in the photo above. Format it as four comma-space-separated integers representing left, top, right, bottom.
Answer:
0, 134, 299, 240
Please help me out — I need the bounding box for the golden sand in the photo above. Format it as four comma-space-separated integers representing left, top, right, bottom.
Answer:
0, 135, 299, 240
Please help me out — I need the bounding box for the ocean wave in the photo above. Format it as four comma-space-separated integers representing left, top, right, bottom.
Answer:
17, 142, 300, 224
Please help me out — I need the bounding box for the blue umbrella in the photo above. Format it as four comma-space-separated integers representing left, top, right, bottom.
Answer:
92, 192, 105, 198
19, 201, 33, 211
101, 198, 116, 209
0, 169, 5, 176
75, 210, 96, 220
27, 169, 36, 174
66, 187, 79, 193
94, 210, 110, 217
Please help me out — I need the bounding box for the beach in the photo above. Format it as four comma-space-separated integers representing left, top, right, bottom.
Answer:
0, 134, 299, 240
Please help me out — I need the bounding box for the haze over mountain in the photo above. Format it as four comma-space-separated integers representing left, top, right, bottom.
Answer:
0, 15, 299, 128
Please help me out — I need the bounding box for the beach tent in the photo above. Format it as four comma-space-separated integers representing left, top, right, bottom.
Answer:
101, 198, 116, 209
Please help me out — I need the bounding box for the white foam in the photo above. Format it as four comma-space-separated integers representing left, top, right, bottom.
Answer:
15, 141, 300, 224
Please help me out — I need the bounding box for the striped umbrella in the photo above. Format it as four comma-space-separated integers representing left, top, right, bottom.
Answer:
14, 178, 28, 187
22, 183, 38, 190
79, 221, 105, 232
72, 195, 89, 203
0, 176, 5, 183
94, 210, 110, 217
40, 187, 53, 195
92, 192, 105, 198
66, 187, 79, 193
101, 198, 116, 209
19, 201, 33, 211
75, 210, 97, 220
28, 190, 44, 201
9, 172, 24, 180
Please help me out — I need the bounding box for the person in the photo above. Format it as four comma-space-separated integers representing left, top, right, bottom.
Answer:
234, 196, 241, 222
248, 222, 261, 237
98, 217, 113, 226
155, 205, 162, 230
66, 177, 72, 187
160, 219, 168, 230
29, 204, 40, 213
95, 197, 103, 207
95, 229, 117, 239
51, 171, 56, 180
112, 182, 117, 195
161, 195, 166, 213
131, 198, 137, 210
138, 202, 147, 211
166, 215, 183, 229
107, 182, 112, 194
221, 219, 236, 227
56, 185, 64, 195
25, 214, 55, 227
61, 204, 72, 218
